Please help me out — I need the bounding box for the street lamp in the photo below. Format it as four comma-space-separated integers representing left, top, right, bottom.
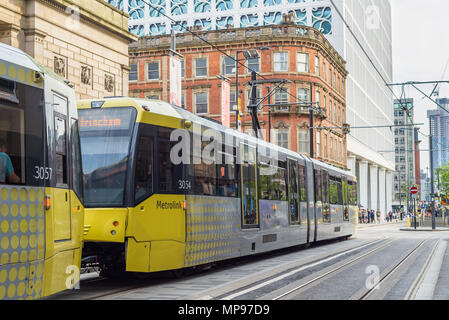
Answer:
235, 47, 269, 130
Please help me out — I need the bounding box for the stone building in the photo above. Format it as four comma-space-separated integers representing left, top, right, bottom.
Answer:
128, 20, 349, 169
0, 0, 137, 99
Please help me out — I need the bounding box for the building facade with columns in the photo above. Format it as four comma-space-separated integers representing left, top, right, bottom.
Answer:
0, 0, 137, 99
128, 22, 349, 169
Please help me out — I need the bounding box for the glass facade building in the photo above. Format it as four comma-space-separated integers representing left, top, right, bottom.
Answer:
428, 98, 449, 173
393, 99, 415, 208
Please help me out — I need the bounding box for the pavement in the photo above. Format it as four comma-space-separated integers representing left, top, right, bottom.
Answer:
400, 227, 449, 232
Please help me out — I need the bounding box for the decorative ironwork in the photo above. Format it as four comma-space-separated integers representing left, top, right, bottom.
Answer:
107, 0, 334, 37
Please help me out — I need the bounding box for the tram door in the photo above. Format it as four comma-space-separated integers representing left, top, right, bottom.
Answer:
288, 159, 300, 225
240, 144, 258, 228
52, 93, 72, 241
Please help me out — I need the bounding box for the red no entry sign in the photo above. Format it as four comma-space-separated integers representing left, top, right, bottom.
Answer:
410, 186, 418, 194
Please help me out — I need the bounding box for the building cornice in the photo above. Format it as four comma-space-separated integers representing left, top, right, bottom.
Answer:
37, 0, 137, 42
129, 24, 347, 74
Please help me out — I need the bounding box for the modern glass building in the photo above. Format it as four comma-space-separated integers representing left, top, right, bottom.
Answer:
106, 0, 334, 37
392, 99, 415, 210
428, 98, 449, 172
108, 0, 394, 216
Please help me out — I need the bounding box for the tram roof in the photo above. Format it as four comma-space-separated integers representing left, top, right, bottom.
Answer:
0, 42, 73, 89
0, 42, 41, 72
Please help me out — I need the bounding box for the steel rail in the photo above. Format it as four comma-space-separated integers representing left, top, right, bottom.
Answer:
271, 239, 399, 300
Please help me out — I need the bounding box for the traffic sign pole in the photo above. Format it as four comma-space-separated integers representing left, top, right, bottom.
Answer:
410, 186, 418, 229
413, 196, 417, 229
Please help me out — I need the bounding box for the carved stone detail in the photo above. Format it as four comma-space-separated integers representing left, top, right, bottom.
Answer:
105, 74, 114, 93
54, 55, 66, 78
273, 120, 290, 130
81, 65, 92, 86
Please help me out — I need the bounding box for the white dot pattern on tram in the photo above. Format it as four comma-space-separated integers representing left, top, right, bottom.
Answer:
0, 186, 45, 300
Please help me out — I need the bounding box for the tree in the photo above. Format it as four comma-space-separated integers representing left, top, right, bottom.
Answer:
437, 164, 449, 198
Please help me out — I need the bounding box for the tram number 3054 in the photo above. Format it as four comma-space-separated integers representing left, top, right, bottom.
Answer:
178, 180, 192, 191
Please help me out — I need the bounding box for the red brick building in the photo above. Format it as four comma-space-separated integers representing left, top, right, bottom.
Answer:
128, 20, 348, 168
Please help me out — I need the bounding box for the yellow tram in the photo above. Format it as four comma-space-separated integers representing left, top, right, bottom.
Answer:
0, 43, 84, 299
78, 97, 358, 277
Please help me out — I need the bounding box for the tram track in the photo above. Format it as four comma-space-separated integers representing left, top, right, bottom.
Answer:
268, 239, 430, 300
56, 238, 382, 300
358, 239, 428, 300
204, 238, 389, 300
269, 238, 399, 300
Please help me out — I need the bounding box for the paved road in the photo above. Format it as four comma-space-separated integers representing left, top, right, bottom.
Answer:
49, 222, 449, 300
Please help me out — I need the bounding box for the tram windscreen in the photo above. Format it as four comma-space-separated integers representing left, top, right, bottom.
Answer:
79, 107, 136, 207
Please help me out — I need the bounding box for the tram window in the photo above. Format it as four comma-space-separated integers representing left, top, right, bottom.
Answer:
242, 144, 258, 227
258, 161, 270, 200
71, 119, 83, 201
158, 127, 183, 194
314, 170, 322, 203
288, 160, 299, 224
299, 164, 307, 202
135, 133, 153, 204
190, 139, 217, 196
342, 178, 349, 221
216, 146, 237, 197
322, 171, 329, 203
54, 93, 69, 186
336, 178, 343, 205
342, 179, 348, 205
193, 162, 216, 196
55, 116, 67, 185
274, 161, 287, 201
259, 159, 287, 201
0, 80, 44, 186
348, 181, 358, 205
329, 177, 336, 204
322, 171, 331, 223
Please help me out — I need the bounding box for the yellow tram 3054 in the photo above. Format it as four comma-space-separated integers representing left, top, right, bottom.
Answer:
0, 43, 84, 299
78, 96, 358, 278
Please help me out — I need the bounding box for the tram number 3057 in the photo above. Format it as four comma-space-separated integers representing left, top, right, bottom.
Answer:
33, 166, 53, 181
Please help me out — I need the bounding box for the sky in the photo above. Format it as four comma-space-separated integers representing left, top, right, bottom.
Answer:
391, 0, 449, 172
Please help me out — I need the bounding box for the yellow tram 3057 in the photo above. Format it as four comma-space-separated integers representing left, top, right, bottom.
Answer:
0, 43, 84, 299
78, 96, 358, 277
